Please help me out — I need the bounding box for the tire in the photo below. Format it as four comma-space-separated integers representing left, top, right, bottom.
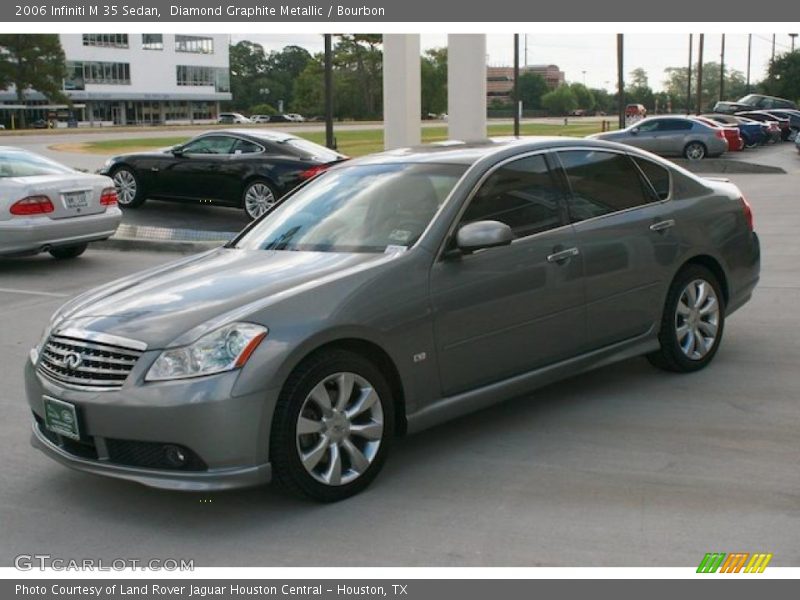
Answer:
743, 135, 759, 149
647, 265, 725, 373
49, 243, 88, 260
242, 180, 279, 221
270, 349, 395, 502
111, 166, 145, 208
683, 142, 706, 161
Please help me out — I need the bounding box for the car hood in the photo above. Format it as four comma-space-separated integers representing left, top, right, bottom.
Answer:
53, 248, 390, 349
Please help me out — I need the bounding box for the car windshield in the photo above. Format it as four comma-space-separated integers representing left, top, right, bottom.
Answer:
0, 151, 74, 177
233, 163, 467, 253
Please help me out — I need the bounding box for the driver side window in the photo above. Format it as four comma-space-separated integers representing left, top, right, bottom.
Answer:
460, 155, 566, 239
182, 136, 235, 155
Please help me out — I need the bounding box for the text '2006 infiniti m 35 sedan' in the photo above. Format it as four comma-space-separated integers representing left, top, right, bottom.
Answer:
26, 138, 760, 501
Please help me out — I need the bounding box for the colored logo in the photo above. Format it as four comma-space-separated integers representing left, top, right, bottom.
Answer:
697, 553, 772, 573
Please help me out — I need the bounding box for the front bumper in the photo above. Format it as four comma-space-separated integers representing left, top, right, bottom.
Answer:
0, 209, 121, 256
25, 359, 280, 491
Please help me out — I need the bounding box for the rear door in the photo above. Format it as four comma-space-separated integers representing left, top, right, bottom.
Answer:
429, 153, 586, 396
554, 148, 680, 351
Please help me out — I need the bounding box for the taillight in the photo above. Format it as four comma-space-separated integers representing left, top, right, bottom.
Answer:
715, 129, 726, 140
298, 164, 330, 181
741, 196, 754, 231
10, 195, 54, 216
100, 187, 118, 206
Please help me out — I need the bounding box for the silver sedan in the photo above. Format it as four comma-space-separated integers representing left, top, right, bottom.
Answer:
0, 148, 121, 258
589, 116, 729, 160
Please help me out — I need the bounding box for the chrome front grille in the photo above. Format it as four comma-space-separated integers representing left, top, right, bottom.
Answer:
38, 333, 144, 389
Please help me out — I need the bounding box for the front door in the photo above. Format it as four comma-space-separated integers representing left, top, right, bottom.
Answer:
158, 135, 236, 200
429, 153, 586, 397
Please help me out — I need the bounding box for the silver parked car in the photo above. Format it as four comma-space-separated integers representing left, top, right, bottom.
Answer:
590, 116, 729, 160
25, 138, 760, 501
0, 148, 121, 258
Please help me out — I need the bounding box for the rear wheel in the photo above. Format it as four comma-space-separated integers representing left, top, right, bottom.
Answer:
647, 265, 725, 373
242, 180, 278, 221
683, 142, 706, 160
111, 166, 145, 208
270, 349, 394, 502
49, 243, 88, 260
743, 134, 759, 149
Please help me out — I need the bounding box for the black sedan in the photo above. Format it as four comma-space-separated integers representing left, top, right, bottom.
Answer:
735, 111, 792, 141
100, 130, 347, 220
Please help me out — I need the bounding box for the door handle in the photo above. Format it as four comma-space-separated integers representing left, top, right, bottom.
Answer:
649, 219, 675, 233
547, 247, 580, 264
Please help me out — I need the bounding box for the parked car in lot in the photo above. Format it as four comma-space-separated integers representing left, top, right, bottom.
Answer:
217, 112, 251, 125
625, 103, 647, 119
0, 148, 121, 258
762, 109, 800, 140
736, 111, 792, 141
101, 130, 347, 220
285, 113, 306, 122
702, 113, 767, 148
590, 116, 728, 159
264, 114, 294, 123
692, 116, 744, 151
28, 138, 760, 501
250, 115, 272, 124
713, 93, 798, 114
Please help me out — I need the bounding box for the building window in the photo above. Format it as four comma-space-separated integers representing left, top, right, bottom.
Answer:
82, 34, 129, 48
66, 61, 131, 86
176, 66, 230, 92
142, 34, 163, 50
174, 35, 214, 54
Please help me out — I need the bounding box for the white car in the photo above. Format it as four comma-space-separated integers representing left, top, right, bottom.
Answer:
284, 113, 305, 122
250, 115, 271, 123
0, 148, 121, 258
218, 112, 252, 124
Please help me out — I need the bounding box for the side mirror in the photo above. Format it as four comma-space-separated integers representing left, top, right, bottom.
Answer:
456, 220, 514, 254
171, 146, 184, 156
630, 127, 640, 135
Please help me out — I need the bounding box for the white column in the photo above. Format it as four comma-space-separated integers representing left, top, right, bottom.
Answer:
447, 34, 487, 140
383, 34, 421, 150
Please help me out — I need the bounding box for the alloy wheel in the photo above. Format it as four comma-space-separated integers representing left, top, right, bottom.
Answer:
675, 278, 720, 360
685, 143, 705, 161
112, 169, 137, 205
295, 372, 384, 486
244, 182, 277, 220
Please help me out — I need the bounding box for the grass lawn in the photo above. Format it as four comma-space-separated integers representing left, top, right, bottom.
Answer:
65, 121, 616, 158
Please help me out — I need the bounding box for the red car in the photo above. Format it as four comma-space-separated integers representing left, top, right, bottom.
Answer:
693, 116, 744, 151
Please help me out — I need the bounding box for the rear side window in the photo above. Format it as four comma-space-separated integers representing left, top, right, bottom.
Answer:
658, 120, 693, 131
232, 139, 263, 154
632, 157, 671, 201
461, 155, 565, 238
558, 150, 655, 221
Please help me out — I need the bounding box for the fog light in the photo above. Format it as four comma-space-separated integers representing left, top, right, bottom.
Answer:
164, 445, 187, 467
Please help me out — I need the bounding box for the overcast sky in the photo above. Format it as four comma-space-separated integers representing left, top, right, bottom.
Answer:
231, 33, 794, 92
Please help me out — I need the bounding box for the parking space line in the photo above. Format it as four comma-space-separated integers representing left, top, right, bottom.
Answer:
0, 287, 69, 298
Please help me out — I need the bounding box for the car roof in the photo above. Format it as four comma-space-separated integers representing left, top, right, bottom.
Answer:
343, 136, 647, 167
209, 129, 299, 143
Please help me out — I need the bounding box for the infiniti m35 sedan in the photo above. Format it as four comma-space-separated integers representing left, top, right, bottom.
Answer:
27, 138, 760, 501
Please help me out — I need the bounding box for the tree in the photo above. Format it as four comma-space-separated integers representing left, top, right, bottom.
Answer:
334, 34, 383, 120
590, 88, 615, 114
629, 67, 649, 88
516, 72, 548, 110
228, 40, 271, 112
421, 47, 447, 116
292, 58, 325, 117
541, 85, 578, 115
265, 45, 312, 111
760, 51, 800, 103
626, 67, 654, 111
249, 103, 277, 115
569, 83, 595, 111
0, 34, 67, 127
663, 62, 748, 112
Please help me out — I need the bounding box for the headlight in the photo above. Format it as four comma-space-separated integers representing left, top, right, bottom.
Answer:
146, 323, 267, 382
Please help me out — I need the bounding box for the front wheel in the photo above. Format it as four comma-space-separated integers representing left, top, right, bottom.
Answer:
49, 243, 88, 260
683, 142, 706, 160
647, 265, 725, 373
270, 349, 394, 502
242, 180, 279, 221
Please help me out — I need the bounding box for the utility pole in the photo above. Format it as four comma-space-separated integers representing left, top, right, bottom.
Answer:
746, 34, 752, 93
513, 34, 520, 137
719, 34, 725, 102
617, 34, 624, 129
686, 34, 693, 115
772, 34, 776, 61
324, 34, 334, 149
524, 34, 528, 66
696, 34, 704, 115
791, 34, 798, 52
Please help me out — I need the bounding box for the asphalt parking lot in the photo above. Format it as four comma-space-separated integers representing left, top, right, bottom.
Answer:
0, 155, 798, 567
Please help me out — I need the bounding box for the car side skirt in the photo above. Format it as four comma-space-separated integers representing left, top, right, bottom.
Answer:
405, 329, 660, 434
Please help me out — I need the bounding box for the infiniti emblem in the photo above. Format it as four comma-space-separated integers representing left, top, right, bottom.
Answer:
61, 352, 83, 371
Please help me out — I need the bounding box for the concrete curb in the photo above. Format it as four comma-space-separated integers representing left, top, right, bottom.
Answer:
675, 158, 786, 174
95, 237, 225, 254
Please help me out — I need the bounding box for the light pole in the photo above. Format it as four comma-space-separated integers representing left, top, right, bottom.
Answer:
582, 70, 586, 86
324, 34, 334, 149
746, 34, 752, 94
696, 34, 704, 115
513, 34, 520, 137
617, 34, 624, 129
790, 33, 798, 52
719, 34, 725, 102
686, 34, 693, 115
